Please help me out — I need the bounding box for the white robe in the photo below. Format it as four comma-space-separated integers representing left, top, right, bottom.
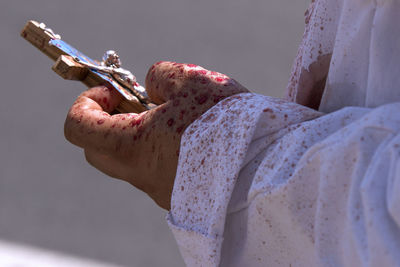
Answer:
167, 0, 400, 266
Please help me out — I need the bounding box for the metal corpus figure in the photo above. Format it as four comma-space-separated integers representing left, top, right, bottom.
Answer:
75, 50, 149, 101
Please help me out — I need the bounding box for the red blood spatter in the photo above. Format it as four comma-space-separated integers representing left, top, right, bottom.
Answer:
173, 99, 180, 107
129, 117, 143, 127
213, 95, 223, 103
136, 117, 143, 125
197, 70, 207, 75
195, 94, 209, 105
111, 124, 116, 128
168, 73, 175, 79
188, 70, 197, 77
76, 115, 83, 124
179, 110, 186, 120
176, 125, 185, 133
263, 108, 272, 113
200, 78, 208, 84
121, 117, 126, 120
167, 118, 175, 127
97, 119, 105, 125
186, 64, 197, 68
183, 92, 188, 98
133, 135, 138, 141
215, 77, 224, 82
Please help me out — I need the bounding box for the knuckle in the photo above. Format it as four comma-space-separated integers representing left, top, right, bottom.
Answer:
84, 150, 96, 167
63, 118, 75, 143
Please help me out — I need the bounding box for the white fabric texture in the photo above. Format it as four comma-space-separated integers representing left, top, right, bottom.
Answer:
167, 0, 400, 266
320, 0, 400, 112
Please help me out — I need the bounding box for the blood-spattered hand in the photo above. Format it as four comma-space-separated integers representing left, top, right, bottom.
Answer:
64, 61, 249, 210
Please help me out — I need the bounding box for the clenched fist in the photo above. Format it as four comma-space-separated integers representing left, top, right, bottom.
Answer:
64, 61, 249, 210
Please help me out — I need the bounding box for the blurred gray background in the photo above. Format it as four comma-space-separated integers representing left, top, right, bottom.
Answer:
0, 0, 309, 266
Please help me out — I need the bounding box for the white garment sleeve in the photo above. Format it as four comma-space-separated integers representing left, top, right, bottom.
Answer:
167, 93, 321, 266
167, 93, 400, 266
320, 0, 400, 112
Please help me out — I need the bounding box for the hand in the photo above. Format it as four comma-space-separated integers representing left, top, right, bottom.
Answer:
64, 61, 249, 210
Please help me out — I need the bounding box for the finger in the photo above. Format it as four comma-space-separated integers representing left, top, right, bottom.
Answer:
79, 85, 123, 113
145, 61, 249, 104
84, 149, 129, 180
64, 86, 146, 154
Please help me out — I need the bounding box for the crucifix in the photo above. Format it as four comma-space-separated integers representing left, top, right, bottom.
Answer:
20, 20, 155, 113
